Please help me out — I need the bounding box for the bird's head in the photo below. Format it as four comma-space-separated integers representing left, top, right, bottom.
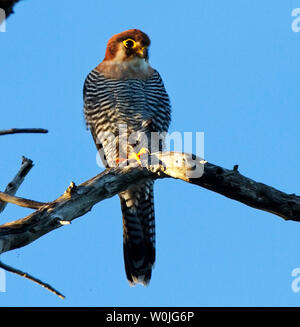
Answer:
103, 29, 151, 62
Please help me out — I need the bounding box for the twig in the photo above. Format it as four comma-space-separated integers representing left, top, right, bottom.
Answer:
0, 192, 46, 209
0, 128, 48, 136
0, 157, 34, 214
0, 260, 65, 299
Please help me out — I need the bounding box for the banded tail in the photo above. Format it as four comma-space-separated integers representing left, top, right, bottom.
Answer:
119, 180, 155, 285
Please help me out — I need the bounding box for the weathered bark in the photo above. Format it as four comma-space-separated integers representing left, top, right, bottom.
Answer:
0, 157, 34, 214
0, 152, 299, 255
189, 163, 300, 221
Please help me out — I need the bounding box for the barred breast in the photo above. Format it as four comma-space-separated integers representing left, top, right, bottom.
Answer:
83, 67, 171, 285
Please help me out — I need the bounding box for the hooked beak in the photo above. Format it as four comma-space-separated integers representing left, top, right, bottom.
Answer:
136, 47, 148, 59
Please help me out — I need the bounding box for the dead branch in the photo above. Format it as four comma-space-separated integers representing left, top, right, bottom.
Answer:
0, 260, 65, 299
0, 156, 34, 214
0, 152, 299, 257
0, 192, 46, 210
189, 162, 300, 221
0, 128, 48, 136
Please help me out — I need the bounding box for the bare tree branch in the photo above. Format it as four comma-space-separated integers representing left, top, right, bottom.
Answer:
0, 152, 299, 257
0, 156, 34, 214
0, 128, 48, 136
188, 162, 300, 221
0, 156, 62, 299
0, 192, 46, 210
0, 260, 65, 299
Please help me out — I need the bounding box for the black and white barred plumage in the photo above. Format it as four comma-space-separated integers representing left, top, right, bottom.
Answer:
83, 29, 171, 285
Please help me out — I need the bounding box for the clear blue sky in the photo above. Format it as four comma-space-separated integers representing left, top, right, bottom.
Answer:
0, 0, 299, 307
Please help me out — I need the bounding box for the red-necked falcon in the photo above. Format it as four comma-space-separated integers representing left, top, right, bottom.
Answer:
83, 29, 171, 285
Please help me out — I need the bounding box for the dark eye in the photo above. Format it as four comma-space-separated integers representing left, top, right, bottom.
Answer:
123, 39, 136, 49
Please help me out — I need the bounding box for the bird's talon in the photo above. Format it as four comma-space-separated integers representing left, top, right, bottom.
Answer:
128, 152, 141, 162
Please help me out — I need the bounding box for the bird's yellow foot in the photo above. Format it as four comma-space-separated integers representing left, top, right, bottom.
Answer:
128, 148, 150, 163
116, 148, 149, 165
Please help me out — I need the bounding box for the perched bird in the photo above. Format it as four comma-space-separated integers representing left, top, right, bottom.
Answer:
83, 29, 171, 285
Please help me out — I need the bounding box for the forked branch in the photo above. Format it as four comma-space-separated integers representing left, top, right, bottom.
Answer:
0, 152, 299, 257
